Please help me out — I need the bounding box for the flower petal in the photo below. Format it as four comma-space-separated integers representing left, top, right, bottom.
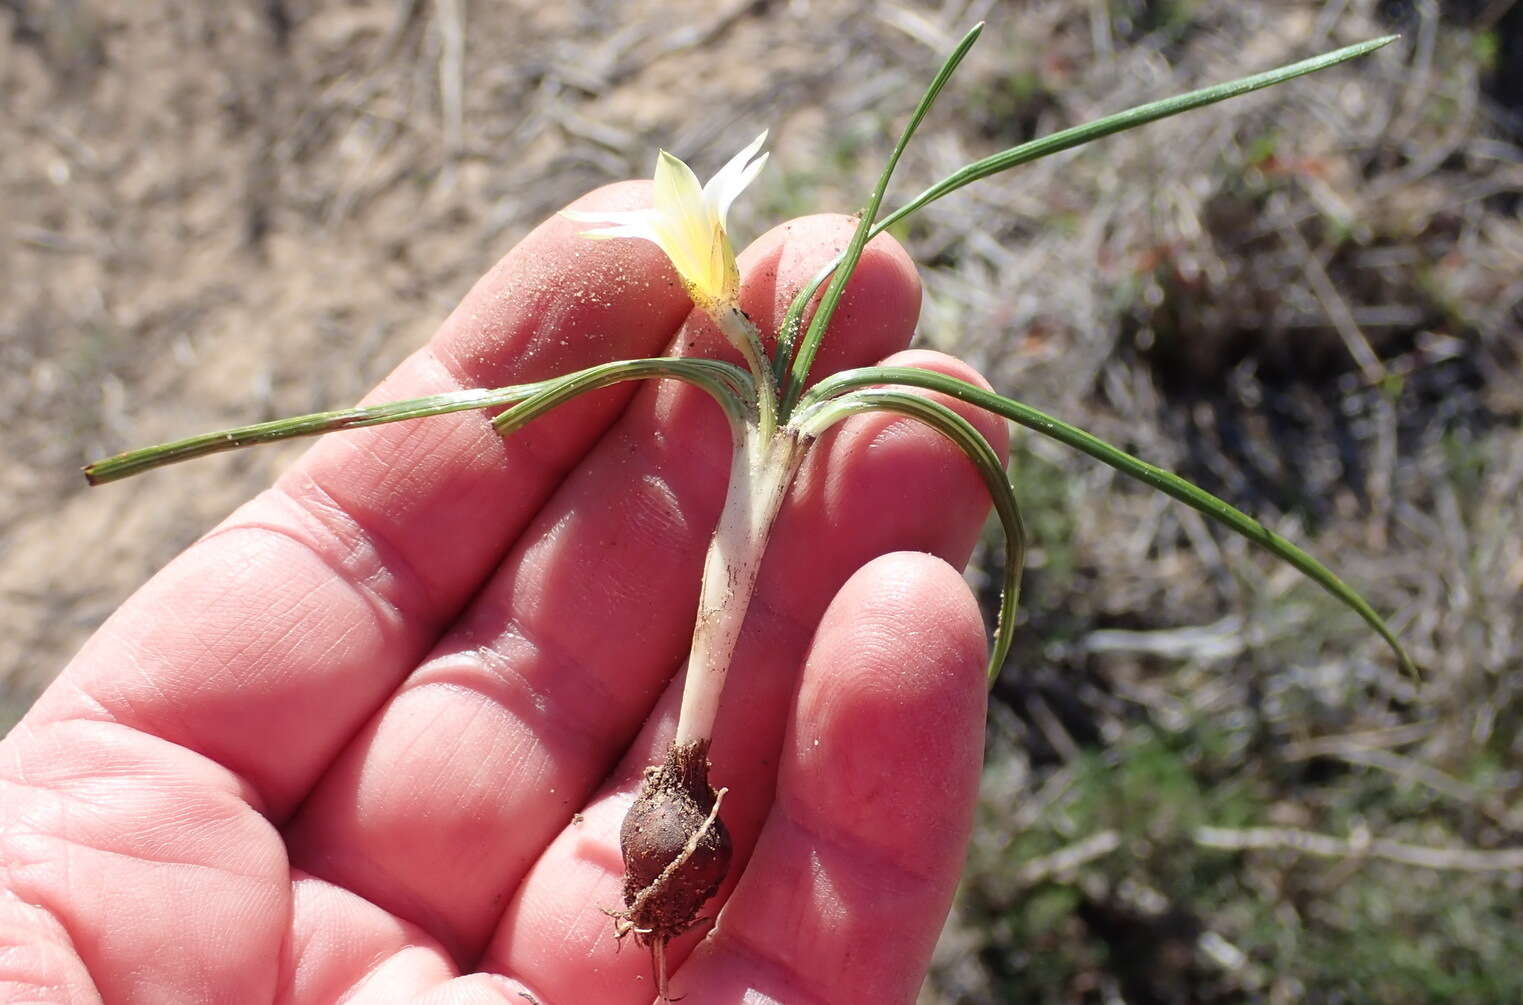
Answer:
574, 224, 659, 240
559, 208, 664, 243
703, 130, 768, 225
708, 226, 738, 308
654, 149, 720, 298
560, 135, 767, 309
560, 208, 661, 227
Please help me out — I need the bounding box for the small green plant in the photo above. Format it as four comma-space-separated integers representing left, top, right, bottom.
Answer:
83, 24, 1413, 1000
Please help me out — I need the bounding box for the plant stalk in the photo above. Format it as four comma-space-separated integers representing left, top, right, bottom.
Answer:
714, 305, 777, 444
672, 424, 803, 747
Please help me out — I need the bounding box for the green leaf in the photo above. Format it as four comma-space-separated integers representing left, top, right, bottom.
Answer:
876, 35, 1397, 234
800, 367, 1418, 681
797, 387, 1025, 685
86, 358, 751, 485
770, 36, 1397, 409
772, 22, 984, 416
491, 357, 751, 435
84, 383, 556, 485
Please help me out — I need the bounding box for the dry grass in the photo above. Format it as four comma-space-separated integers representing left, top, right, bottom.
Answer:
3, 0, 1521, 999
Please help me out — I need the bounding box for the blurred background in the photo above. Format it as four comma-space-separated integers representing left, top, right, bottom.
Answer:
2, 0, 1520, 1000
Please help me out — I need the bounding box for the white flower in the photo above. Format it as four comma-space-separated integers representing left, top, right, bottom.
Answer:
564, 132, 768, 310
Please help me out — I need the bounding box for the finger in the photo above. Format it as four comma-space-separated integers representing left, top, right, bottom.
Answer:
0, 884, 96, 1001
284, 218, 925, 961
674, 552, 988, 1004
277, 873, 552, 1004
276, 872, 453, 1003
22, 181, 693, 817
482, 351, 1005, 1001
1, 715, 289, 1002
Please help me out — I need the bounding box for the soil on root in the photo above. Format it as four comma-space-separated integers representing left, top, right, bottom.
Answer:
616, 738, 733, 946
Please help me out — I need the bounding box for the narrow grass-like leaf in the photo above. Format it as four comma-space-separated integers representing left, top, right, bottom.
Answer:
87, 358, 750, 485
801, 367, 1418, 680
492, 357, 752, 435
83, 383, 557, 485
771, 37, 1397, 398
797, 388, 1025, 684
772, 22, 983, 417
875, 36, 1396, 234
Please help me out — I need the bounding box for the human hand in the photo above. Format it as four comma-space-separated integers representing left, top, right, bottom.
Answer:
1, 183, 1004, 1004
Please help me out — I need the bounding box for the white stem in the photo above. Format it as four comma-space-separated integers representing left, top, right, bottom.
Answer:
673, 426, 801, 747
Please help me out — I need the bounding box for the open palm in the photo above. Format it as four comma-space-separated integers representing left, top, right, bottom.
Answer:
1, 183, 1001, 1004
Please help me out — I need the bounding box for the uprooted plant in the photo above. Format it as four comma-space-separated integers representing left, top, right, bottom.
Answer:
84, 24, 1415, 1001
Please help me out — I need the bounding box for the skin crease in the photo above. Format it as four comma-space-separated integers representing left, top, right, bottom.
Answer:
0, 181, 999, 1005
